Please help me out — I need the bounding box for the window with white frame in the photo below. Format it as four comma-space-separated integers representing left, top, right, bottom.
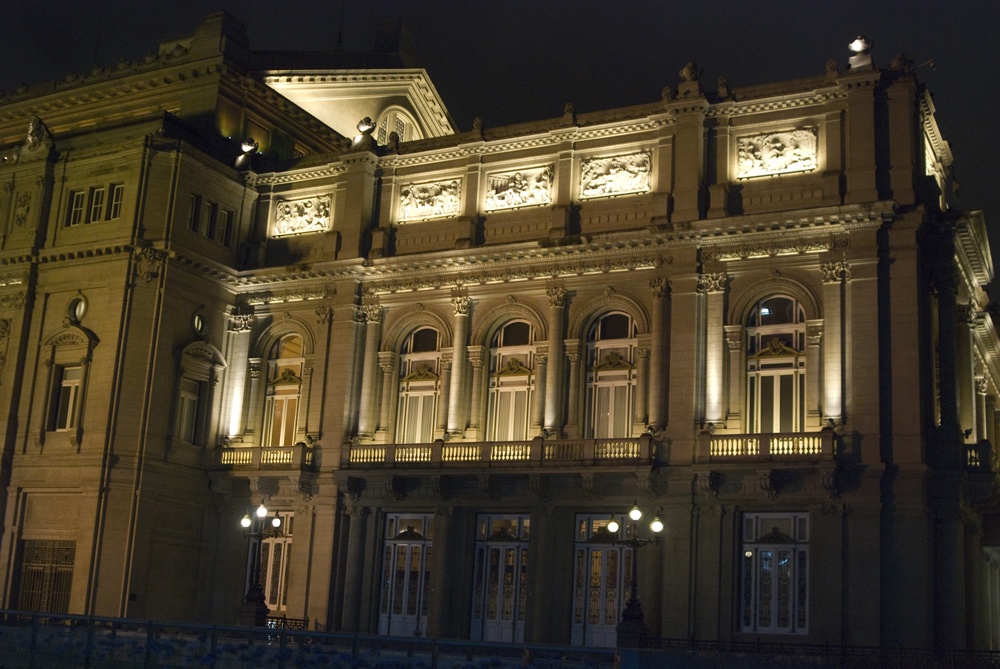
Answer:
51, 366, 82, 431
746, 296, 807, 433
264, 335, 303, 447
740, 512, 808, 634
67, 191, 85, 226
88, 187, 106, 223
108, 184, 124, 220
488, 321, 534, 441
586, 313, 637, 438
396, 328, 440, 444
175, 378, 201, 444
259, 511, 294, 612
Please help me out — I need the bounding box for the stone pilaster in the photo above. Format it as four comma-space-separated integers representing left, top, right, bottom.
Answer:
447, 296, 472, 436
648, 278, 670, 430
357, 304, 384, 439
544, 287, 567, 435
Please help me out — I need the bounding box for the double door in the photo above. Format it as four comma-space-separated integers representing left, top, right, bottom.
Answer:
377, 541, 431, 636
470, 542, 528, 642
571, 545, 632, 647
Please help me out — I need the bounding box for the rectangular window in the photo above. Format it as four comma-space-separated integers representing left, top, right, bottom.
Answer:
205, 201, 218, 240
17, 540, 75, 614
259, 511, 293, 611
740, 512, 808, 634
67, 191, 85, 226
266, 393, 298, 447
107, 183, 124, 219
221, 209, 235, 247
188, 194, 202, 232
176, 378, 201, 444
51, 366, 82, 431
88, 187, 106, 223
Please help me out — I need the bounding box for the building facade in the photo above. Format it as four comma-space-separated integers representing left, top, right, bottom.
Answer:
0, 15, 997, 651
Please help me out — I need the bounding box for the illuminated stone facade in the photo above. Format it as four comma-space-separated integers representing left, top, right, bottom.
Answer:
0, 13, 997, 652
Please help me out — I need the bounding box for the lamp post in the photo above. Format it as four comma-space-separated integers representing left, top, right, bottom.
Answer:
239, 502, 281, 627
607, 502, 663, 647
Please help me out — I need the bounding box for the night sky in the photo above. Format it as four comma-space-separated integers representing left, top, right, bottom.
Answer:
3, 0, 999, 268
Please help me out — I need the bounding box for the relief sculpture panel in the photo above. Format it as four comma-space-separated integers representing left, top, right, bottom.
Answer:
398, 179, 461, 222
484, 165, 553, 211
579, 151, 651, 199
737, 128, 817, 178
272, 196, 332, 237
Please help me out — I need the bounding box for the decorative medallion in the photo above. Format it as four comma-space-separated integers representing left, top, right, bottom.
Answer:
272, 196, 331, 237
398, 179, 461, 222
737, 128, 818, 179
484, 165, 553, 211
579, 151, 651, 199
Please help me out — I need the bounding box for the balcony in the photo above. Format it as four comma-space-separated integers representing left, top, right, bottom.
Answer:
695, 431, 835, 463
341, 436, 654, 471
213, 443, 315, 471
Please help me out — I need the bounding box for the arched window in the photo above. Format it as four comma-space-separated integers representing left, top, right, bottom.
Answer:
376, 108, 420, 145
746, 296, 807, 433
586, 313, 637, 438
397, 328, 441, 444
264, 334, 303, 447
488, 321, 535, 441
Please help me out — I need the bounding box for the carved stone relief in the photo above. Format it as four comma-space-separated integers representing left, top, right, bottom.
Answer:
484, 165, 553, 211
737, 128, 818, 179
398, 179, 461, 222
272, 196, 331, 237
580, 151, 651, 199
14, 192, 31, 227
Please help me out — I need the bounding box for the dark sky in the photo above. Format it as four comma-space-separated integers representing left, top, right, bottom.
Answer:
3, 0, 999, 260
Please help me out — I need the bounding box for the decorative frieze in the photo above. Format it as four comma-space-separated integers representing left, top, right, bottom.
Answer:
398, 179, 461, 222
272, 196, 331, 237
13, 192, 31, 227
484, 166, 552, 211
579, 151, 651, 199
242, 286, 335, 306
702, 235, 847, 262
736, 128, 818, 179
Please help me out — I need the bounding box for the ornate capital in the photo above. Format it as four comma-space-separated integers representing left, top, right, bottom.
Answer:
248, 361, 262, 380
315, 306, 333, 325
360, 304, 384, 324
957, 304, 978, 328
451, 296, 472, 316
228, 309, 255, 333
977, 376, 989, 396
131, 247, 166, 284
697, 271, 728, 294
726, 330, 743, 351
649, 277, 670, 298
820, 261, 851, 284
535, 353, 548, 365
637, 347, 650, 360
546, 287, 568, 308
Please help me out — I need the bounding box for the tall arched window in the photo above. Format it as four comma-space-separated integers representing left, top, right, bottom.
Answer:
586, 313, 637, 438
488, 321, 535, 441
746, 296, 807, 433
397, 328, 441, 444
264, 335, 303, 447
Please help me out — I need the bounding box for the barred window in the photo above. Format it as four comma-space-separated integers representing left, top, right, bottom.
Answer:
17, 540, 75, 613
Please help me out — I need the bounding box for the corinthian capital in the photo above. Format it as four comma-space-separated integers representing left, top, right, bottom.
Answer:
360, 304, 384, 324
649, 277, 670, 298
451, 296, 472, 316
697, 272, 728, 294
546, 287, 568, 308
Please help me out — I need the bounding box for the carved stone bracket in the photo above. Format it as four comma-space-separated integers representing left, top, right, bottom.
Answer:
131, 247, 167, 284
957, 304, 978, 328
696, 471, 720, 498
821, 467, 841, 500
580, 473, 601, 498
633, 471, 656, 495
755, 470, 777, 500
528, 474, 548, 501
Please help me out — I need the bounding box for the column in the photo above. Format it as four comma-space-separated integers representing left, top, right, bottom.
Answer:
976, 377, 988, 443
425, 507, 453, 638
936, 269, 959, 433
634, 347, 649, 431
724, 325, 743, 432
956, 304, 976, 443
648, 278, 670, 430
375, 352, 396, 441
820, 262, 845, 423
544, 287, 567, 435
565, 343, 582, 438
467, 347, 485, 439
436, 359, 452, 438
805, 321, 823, 429
700, 272, 727, 426
223, 309, 255, 437
532, 354, 548, 433
341, 504, 369, 632
447, 296, 472, 436
357, 304, 384, 438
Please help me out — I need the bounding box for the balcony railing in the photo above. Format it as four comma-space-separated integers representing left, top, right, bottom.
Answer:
214, 443, 315, 470
696, 431, 835, 463
342, 436, 654, 469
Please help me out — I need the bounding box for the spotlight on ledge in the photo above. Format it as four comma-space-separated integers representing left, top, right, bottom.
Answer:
848, 35, 873, 72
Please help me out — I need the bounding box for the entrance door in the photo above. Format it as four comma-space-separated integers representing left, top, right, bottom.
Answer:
378, 515, 432, 636
571, 515, 632, 647
470, 515, 529, 642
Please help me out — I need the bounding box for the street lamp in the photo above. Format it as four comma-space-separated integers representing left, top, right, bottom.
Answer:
240, 502, 281, 627
607, 502, 663, 647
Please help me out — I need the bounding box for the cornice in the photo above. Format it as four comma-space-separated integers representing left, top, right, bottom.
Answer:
710, 90, 846, 118
919, 89, 953, 167
254, 163, 348, 186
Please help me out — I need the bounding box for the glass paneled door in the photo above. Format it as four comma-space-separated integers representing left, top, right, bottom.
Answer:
378, 514, 433, 637
571, 516, 632, 647
470, 515, 530, 643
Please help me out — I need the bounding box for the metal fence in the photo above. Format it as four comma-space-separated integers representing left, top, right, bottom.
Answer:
0, 610, 614, 669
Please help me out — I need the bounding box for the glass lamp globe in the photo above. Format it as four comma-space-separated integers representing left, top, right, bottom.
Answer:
240, 515, 251, 528
256, 504, 268, 518
271, 517, 281, 528
650, 516, 664, 534
607, 516, 620, 534
629, 505, 642, 522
